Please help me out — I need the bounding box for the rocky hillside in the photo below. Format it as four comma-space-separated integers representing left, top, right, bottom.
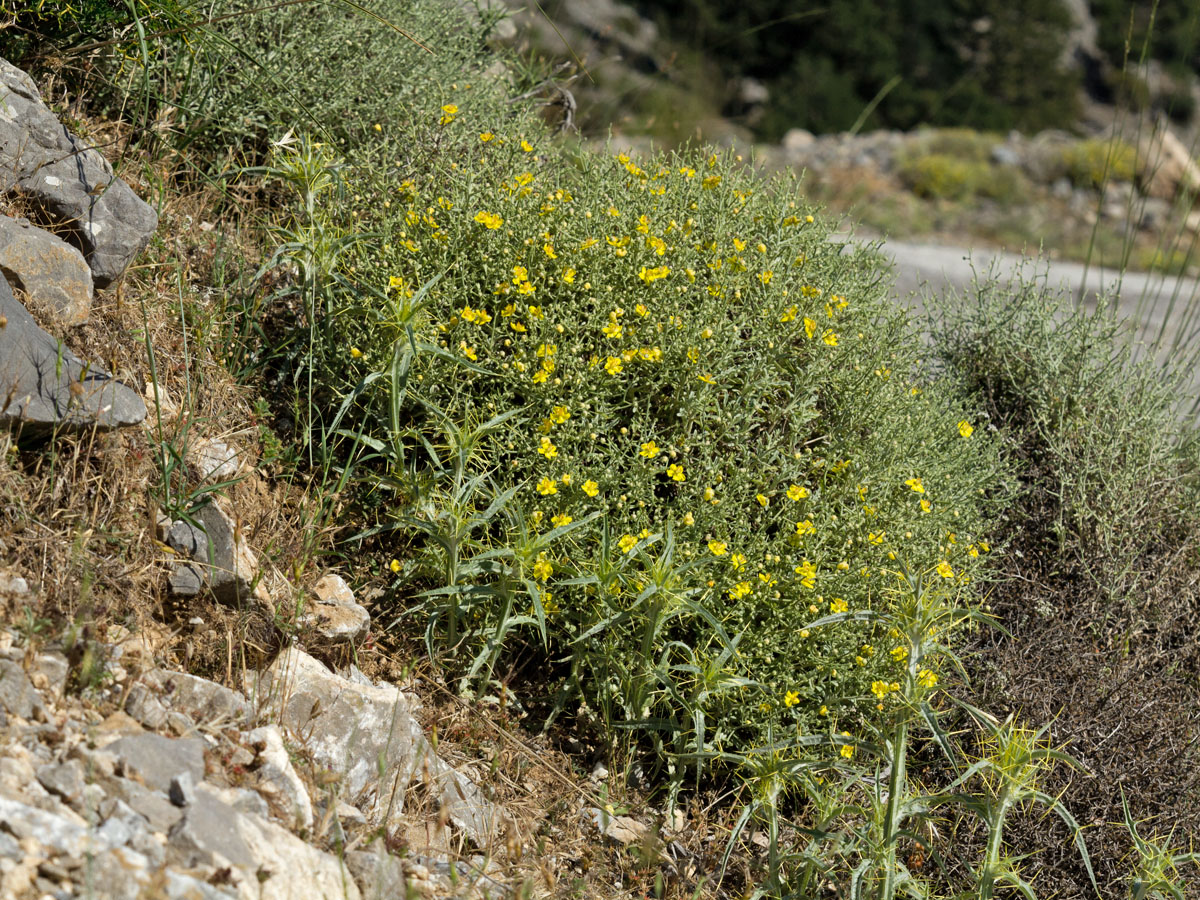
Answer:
0, 51, 703, 900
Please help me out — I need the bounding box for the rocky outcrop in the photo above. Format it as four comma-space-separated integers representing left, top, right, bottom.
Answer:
0, 272, 147, 434
245, 647, 497, 847
0, 57, 158, 288
0, 57, 152, 438
0, 623, 508, 899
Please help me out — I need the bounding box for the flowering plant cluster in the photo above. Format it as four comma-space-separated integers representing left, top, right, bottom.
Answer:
312, 100, 1007, 760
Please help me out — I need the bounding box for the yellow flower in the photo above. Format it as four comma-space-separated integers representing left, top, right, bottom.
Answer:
780, 305, 797, 323
350, 346, 363, 359
638, 265, 670, 283
730, 552, 747, 570
560, 473, 572, 485
389, 558, 401, 573
473, 210, 503, 229
786, 484, 809, 501
958, 420, 974, 438
682, 512, 695, 526
867, 531, 884, 545
803, 317, 817, 339
521, 139, 534, 152
604, 356, 623, 376
890, 646, 909, 662
538, 437, 557, 459
980, 540, 990, 552
582, 479, 599, 497
794, 519, 815, 536
702, 175, 722, 189
697, 373, 716, 384
757, 270, 773, 285
784, 690, 800, 708
822, 330, 839, 347
479, 131, 494, 142
794, 560, 817, 589
549, 405, 570, 425
732, 237, 746, 252
829, 596, 848, 614
936, 560, 954, 579
373, 123, 382, 132
458, 341, 477, 361
439, 103, 458, 124
639, 441, 660, 458
533, 557, 553, 581
871, 680, 890, 700
618, 534, 638, 554
551, 513, 573, 528
666, 463, 685, 482
536, 477, 558, 496
707, 540, 728, 556
918, 669, 939, 688
728, 581, 751, 600
602, 321, 623, 339
905, 477, 925, 494
562, 268, 576, 284
840, 742, 854, 759
920, 499, 931, 513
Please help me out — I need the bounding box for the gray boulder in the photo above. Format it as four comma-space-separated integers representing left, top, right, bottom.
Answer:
0, 216, 92, 325
0, 273, 146, 433
0, 57, 158, 287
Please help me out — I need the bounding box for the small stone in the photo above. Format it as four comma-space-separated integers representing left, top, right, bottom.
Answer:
304, 573, 370, 646
169, 771, 195, 807
35, 760, 87, 807
168, 562, 204, 598
186, 437, 239, 483
0, 216, 92, 325
0, 658, 44, 719
0, 570, 29, 600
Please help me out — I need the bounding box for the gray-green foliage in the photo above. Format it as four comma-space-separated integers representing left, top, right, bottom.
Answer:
122, 0, 513, 165
929, 274, 1200, 608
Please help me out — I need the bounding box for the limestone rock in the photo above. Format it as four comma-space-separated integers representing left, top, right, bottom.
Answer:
169, 787, 360, 900
186, 437, 240, 483
143, 667, 253, 727
0, 658, 44, 719
165, 501, 265, 609
243, 725, 313, 831
303, 573, 370, 646
245, 647, 496, 846
0, 57, 158, 287
0, 273, 146, 433
105, 733, 207, 795
0, 216, 92, 325
1138, 123, 1200, 200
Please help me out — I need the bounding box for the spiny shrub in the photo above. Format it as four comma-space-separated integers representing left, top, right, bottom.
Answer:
109, 0, 514, 169
275, 97, 1009, 764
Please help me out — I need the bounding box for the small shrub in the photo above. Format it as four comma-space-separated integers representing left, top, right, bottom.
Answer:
1061, 138, 1138, 189
897, 153, 981, 201
263, 90, 1008, 768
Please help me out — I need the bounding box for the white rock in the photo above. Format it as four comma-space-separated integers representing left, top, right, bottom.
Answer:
244, 725, 314, 831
